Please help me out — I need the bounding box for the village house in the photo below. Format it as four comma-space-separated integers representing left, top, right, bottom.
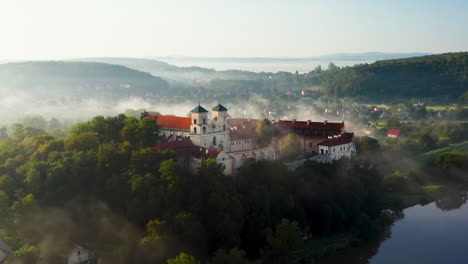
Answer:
387, 129, 402, 138
146, 104, 356, 175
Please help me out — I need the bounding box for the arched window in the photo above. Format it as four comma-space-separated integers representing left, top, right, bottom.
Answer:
213, 136, 217, 145
194, 119, 197, 124
202, 126, 207, 134
194, 127, 197, 134
223, 124, 226, 131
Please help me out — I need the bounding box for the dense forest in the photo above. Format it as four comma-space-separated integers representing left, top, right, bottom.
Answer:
320, 52, 468, 101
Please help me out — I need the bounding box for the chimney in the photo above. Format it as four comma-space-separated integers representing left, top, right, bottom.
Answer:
206, 149, 209, 154
307, 120, 311, 125
323, 120, 328, 125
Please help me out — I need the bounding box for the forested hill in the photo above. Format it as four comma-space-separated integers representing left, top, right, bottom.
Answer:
0, 61, 174, 100
72, 57, 267, 84
320, 52, 468, 101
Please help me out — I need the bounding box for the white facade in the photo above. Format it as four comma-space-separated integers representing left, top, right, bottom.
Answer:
318, 142, 356, 160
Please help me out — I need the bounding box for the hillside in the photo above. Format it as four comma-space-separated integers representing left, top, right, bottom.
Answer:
0, 61, 173, 100
72, 57, 262, 84
320, 52, 468, 101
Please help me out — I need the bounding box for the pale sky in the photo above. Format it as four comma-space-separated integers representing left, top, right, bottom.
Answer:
0, 0, 467, 60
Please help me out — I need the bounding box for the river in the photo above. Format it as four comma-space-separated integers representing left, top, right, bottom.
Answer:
318, 191, 468, 264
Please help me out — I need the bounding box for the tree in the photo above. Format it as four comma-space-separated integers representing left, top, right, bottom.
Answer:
386, 114, 401, 128
47, 118, 62, 131
138, 117, 160, 148
159, 159, 179, 189
256, 118, 274, 146
418, 133, 436, 151
0, 126, 8, 140
21, 115, 47, 130
64, 132, 99, 151
263, 219, 303, 264
279, 134, 301, 160
141, 219, 167, 245
328, 62, 339, 71
167, 253, 200, 264
210, 248, 248, 264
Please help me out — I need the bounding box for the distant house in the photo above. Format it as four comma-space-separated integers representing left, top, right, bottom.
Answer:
387, 129, 401, 138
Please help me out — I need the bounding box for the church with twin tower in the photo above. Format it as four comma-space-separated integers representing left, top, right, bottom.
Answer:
189, 104, 230, 152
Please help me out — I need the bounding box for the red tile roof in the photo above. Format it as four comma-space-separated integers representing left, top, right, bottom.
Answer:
276, 120, 345, 131
228, 118, 259, 140
153, 140, 193, 152
387, 129, 401, 136
318, 132, 354, 147
148, 115, 191, 130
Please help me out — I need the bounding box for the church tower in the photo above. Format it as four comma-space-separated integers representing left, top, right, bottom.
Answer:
211, 103, 229, 132
211, 103, 230, 152
190, 104, 209, 135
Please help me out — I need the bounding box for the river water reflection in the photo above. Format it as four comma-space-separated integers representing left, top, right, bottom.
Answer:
318, 191, 468, 264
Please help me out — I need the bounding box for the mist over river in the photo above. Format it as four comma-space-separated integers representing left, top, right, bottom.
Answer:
318, 191, 468, 264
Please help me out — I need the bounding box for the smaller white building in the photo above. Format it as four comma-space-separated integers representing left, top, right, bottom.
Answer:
317, 133, 356, 160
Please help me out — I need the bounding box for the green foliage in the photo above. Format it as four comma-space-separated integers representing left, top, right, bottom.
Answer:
141, 219, 167, 245
436, 152, 468, 169
386, 114, 401, 128
64, 132, 99, 151
263, 219, 303, 264
210, 248, 248, 264
159, 159, 179, 189
256, 118, 275, 146
138, 117, 160, 148
320, 52, 468, 100
279, 133, 301, 160
167, 253, 200, 264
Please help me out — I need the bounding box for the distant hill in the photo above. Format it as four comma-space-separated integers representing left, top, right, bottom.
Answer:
320, 52, 468, 101
153, 52, 431, 62
0, 61, 174, 100
315, 52, 432, 61
71, 58, 261, 85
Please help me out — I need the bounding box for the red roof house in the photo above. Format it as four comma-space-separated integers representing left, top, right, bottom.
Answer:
387, 129, 401, 138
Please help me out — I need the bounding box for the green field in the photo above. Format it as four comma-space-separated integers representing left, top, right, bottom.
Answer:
418, 140, 468, 161
426, 105, 468, 110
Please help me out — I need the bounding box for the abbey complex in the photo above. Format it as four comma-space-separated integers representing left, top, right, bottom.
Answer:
142, 104, 356, 175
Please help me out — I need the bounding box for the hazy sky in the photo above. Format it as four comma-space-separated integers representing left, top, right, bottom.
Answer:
1, 0, 467, 59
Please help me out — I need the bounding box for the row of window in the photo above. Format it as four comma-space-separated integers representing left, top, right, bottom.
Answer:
231, 139, 254, 145
193, 125, 226, 134
193, 119, 207, 125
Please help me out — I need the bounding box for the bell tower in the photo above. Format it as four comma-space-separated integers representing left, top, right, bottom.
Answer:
212, 103, 229, 132
190, 104, 209, 134
211, 103, 230, 152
